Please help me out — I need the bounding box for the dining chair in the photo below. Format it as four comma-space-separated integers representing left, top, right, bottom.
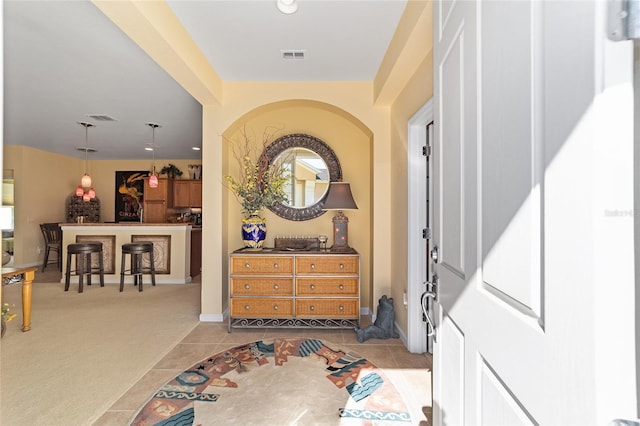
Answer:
39, 223, 62, 272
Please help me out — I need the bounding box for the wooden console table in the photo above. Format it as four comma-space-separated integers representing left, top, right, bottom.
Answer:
1, 266, 36, 332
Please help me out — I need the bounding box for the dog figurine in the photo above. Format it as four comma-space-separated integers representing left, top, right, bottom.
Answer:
355, 295, 399, 342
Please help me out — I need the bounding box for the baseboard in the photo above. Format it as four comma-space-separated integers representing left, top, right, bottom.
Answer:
199, 312, 225, 322
395, 320, 409, 348
199, 307, 228, 322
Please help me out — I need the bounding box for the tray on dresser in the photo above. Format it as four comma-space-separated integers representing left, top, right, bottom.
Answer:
233, 247, 358, 254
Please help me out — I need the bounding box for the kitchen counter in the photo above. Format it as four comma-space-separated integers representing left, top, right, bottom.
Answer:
60, 223, 192, 284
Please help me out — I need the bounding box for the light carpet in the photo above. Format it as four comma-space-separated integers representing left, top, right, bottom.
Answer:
0, 273, 201, 426
131, 338, 417, 425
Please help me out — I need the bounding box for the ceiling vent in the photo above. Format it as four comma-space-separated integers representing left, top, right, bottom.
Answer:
85, 114, 117, 122
75, 146, 97, 153
282, 50, 305, 60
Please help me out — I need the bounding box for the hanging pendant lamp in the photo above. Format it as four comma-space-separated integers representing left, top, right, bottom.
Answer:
146, 123, 160, 188
76, 122, 97, 202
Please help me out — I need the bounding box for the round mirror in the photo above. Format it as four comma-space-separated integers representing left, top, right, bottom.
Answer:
259, 134, 342, 221
276, 148, 329, 208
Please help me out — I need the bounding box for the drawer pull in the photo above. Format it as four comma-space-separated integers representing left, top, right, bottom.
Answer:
274, 263, 279, 269
310, 263, 316, 269
339, 305, 344, 311
339, 263, 345, 269
273, 304, 279, 311
244, 283, 251, 289
244, 263, 251, 269
310, 305, 315, 311
273, 284, 279, 290
310, 285, 316, 290
339, 284, 344, 290
244, 305, 250, 310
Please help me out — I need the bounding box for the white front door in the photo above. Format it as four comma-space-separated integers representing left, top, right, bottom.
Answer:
432, 1, 636, 424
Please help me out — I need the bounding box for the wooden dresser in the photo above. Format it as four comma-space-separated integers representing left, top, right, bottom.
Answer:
228, 249, 360, 331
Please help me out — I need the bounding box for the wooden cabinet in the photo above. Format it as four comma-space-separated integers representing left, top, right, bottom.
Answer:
189, 181, 202, 207
144, 177, 172, 202
173, 180, 202, 208
228, 251, 359, 330
143, 178, 172, 223
144, 202, 168, 223
190, 228, 202, 278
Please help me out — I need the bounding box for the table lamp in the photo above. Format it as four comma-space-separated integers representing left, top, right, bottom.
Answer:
321, 182, 358, 252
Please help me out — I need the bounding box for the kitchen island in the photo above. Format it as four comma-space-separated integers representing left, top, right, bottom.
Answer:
60, 223, 192, 285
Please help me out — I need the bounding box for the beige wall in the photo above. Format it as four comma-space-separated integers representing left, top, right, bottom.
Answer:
4, 146, 75, 266
2, 145, 200, 267
389, 52, 434, 332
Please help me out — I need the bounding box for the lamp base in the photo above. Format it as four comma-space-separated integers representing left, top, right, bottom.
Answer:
331, 210, 351, 251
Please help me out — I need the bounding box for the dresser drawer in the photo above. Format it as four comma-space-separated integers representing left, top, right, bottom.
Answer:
296, 256, 359, 275
231, 278, 293, 296
231, 256, 293, 275
296, 299, 359, 318
296, 278, 358, 296
230, 298, 293, 317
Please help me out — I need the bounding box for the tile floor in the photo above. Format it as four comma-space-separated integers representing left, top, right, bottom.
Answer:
93, 321, 433, 426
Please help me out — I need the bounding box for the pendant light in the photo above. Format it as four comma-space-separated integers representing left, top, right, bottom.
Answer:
146, 123, 160, 188
75, 122, 97, 202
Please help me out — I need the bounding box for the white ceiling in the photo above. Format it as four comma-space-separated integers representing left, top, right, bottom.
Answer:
3, 0, 407, 160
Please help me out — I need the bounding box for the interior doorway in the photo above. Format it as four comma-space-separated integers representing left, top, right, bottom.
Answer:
406, 99, 433, 353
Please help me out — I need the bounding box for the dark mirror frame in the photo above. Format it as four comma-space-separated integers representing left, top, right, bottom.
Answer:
259, 133, 342, 221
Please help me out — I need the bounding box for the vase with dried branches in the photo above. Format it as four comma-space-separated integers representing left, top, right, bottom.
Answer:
225, 127, 289, 248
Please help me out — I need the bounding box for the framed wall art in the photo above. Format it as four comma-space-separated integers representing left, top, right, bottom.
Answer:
115, 171, 148, 222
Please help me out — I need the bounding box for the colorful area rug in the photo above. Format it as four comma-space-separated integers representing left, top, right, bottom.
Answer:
130, 338, 413, 425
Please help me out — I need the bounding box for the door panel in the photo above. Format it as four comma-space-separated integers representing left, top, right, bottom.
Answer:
433, 0, 635, 424
434, 4, 476, 423
439, 30, 466, 278
479, 358, 535, 425
480, 0, 542, 318
436, 314, 465, 425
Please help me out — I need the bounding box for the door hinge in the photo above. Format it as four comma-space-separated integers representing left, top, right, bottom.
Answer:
608, 0, 640, 40
422, 145, 431, 157
422, 228, 432, 239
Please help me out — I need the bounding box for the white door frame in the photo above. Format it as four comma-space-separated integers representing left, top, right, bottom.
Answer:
406, 99, 433, 353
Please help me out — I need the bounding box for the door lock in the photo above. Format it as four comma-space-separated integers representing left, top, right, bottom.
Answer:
430, 246, 439, 263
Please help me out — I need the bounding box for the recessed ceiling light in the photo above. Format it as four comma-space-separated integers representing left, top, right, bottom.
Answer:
144, 147, 154, 151
192, 146, 201, 151
276, 0, 298, 14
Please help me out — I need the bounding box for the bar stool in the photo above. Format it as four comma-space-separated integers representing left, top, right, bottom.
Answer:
64, 242, 105, 293
120, 242, 156, 292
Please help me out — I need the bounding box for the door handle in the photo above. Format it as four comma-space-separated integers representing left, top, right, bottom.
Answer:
421, 274, 438, 338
